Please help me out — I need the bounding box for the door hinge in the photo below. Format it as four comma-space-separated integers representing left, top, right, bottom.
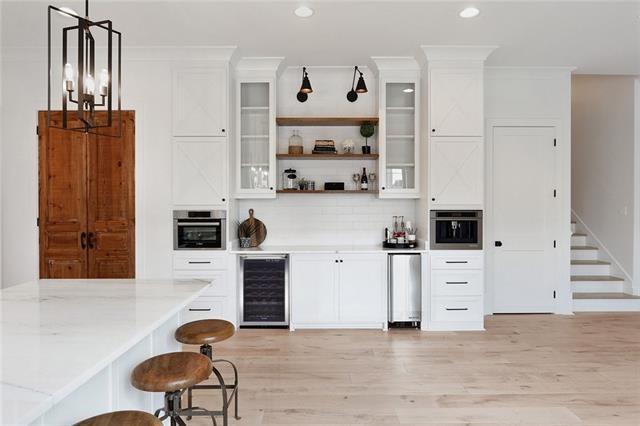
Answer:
553, 138, 557, 147
37, 217, 40, 227
553, 290, 557, 299
553, 189, 557, 198
553, 240, 556, 248
36, 125, 39, 135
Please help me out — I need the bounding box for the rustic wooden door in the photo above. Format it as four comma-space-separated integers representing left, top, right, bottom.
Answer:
38, 111, 135, 279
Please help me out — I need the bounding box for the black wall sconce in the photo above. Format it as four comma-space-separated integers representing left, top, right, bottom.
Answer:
297, 67, 312, 102
346, 66, 368, 102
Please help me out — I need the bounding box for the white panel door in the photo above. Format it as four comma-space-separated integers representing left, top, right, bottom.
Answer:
172, 137, 228, 206
491, 127, 556, 313
173, 68, 227, 137
291, 254, 339, 324
338, 254, 385, 323
430, 68, 483, 137
430, 138, 483, 206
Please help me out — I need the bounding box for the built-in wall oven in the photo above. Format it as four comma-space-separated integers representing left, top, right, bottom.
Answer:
173, 210, 226, 250
430, 210, 483, 250
239, 255, 289, 327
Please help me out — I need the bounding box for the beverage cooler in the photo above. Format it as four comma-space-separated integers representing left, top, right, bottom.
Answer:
239, 255, 289, 327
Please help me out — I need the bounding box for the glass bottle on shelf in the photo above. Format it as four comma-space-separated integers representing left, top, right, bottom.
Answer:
288, 130, 303, 155
360, 167, 369, 190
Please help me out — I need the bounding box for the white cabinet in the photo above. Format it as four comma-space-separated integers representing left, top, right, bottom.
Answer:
429, 68, 483, 137
429, 137, 483, 207
378, 72, 421, 199
427, 251, 484, 331
290, 254, 338, 324
173, 252, 235, 325
173, 67, 227, 137
290, 253, 386, 329
235, 79, 277, 198
172, 137, 228, 206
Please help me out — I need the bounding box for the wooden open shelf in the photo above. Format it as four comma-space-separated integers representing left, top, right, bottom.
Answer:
276, 153, 379, 160
277, 189, 378, 194
276, 117, 378, 126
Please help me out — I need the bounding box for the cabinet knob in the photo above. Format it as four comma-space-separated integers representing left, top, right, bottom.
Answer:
381, 186, 385, 190
222, 198, 226, 202
270, 187, 274, 190
495, 241, 503, 247
339, 259, 343, 263
431, 129, 436, 133
335, 260, 338, 263
431, 198, 435, 201
221, 129, 226, 133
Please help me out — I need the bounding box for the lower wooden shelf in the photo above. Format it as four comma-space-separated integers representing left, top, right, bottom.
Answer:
277, 189, 379, 194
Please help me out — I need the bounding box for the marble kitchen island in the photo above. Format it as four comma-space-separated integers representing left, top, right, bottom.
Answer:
0, 279, 210, 426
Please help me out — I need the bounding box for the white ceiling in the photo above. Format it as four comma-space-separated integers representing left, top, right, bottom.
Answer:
2, 0, 640, 74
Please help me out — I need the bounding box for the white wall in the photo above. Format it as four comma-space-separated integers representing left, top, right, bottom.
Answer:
571, 75, 636, 286
485, 67, 573, 314
236, 66, 418, 245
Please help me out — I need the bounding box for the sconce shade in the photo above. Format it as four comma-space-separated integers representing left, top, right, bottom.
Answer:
355, 75, 368, 93
300, 75, 313, 93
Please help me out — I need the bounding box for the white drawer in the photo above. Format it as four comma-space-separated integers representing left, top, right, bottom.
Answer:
173, 270, 227, 296
430, 254, 483, 270
432, 270, 483, 296
431, 296, 483, 322
173, 253, 228, 271
181, 296, 227, 324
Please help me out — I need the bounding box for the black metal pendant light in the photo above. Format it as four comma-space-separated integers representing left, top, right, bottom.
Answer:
347, 66, 367, 102
48, 0, 122, 134
297, 67, 312, 102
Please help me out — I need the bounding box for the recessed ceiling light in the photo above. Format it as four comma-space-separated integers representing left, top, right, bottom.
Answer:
294, 6, 314, 18
403, 88, 414, 93
56, 6, 78, 17
459, 7, 480, 18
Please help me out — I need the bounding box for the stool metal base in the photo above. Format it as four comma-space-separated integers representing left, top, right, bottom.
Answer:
184, 344, 240, 426
154, 390, 218, 426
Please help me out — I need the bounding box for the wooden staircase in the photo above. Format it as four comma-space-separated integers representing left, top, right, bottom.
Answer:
571, 221, 640, 311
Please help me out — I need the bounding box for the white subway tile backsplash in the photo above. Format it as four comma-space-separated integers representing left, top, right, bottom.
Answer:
238, 195, 417, 245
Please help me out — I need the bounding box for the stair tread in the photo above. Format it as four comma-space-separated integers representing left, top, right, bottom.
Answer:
571, 245, 597, 250
572, 233, 587, 237
573, 292, 640, 300
571, 275, 624, 282
571, 260, 610, 265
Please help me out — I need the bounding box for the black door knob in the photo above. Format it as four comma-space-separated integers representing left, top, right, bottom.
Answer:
495, 241, 503, 247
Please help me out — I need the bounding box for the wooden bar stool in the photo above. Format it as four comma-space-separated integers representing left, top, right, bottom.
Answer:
175, 319, 240, 425
131, 352, 216, 426
74, 410, 162, 426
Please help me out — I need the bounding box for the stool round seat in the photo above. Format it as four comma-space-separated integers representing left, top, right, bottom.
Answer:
74, 410, 162, 426
131, 352, 212, 393
175, 319, 235, 345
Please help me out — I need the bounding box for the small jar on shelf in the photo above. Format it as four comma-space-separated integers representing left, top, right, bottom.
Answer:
288, 130, 303, 155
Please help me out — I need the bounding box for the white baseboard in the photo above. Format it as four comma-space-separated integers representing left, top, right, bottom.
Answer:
571, 209, 635, 294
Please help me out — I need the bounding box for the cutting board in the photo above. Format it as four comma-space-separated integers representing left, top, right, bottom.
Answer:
237, 208, 267, 247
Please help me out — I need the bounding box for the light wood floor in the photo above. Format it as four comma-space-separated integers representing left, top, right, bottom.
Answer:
187, 313, 640, 425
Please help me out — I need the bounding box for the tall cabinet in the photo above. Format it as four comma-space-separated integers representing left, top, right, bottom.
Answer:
374, 58, 421, 199
423, 46, 496, 331
234, 58, 282, 199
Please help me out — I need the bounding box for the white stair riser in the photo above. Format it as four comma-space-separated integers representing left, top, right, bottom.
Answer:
571, 264, 610, 275
572, 281, 624, 293
571, 250, 599, 261
571, 235, 587, 246
573, 298, 640, 312
571, 223, 577, 233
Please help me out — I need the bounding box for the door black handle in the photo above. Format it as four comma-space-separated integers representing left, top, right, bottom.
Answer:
87, 232, 96, 249
495, 241, 503, 247
80, 232, 87, 249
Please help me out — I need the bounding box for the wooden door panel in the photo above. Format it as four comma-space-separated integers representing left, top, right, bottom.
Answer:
88, 112, 135, 278
38, 112, 88, 277
45, 259, 86, 279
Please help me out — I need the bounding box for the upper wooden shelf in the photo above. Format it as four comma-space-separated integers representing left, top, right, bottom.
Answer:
276, 153, 379, 160
276, 117, 379, 126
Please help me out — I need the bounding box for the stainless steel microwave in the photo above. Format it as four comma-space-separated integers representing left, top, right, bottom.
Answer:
173, 210, 226, 250
430, 210, 483, 250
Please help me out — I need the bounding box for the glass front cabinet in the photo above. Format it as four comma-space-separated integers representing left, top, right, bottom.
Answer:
235, 78, 277, 198
378, 71, 421, 198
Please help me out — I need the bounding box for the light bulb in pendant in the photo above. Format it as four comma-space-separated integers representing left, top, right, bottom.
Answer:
85, 73, 95, 95
64, 63, 74, 91
99, 69, 109, 96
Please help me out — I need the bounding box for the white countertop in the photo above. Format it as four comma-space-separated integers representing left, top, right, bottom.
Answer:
0, 279, 209, 425
230, 242, 428, 254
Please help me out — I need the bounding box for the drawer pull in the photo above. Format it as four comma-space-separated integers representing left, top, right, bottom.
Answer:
188, 261, 212, 264
446, 281, 469, 285
189, 308, 212, 312
445, 307, 469, 311
446, 261, 468, 264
